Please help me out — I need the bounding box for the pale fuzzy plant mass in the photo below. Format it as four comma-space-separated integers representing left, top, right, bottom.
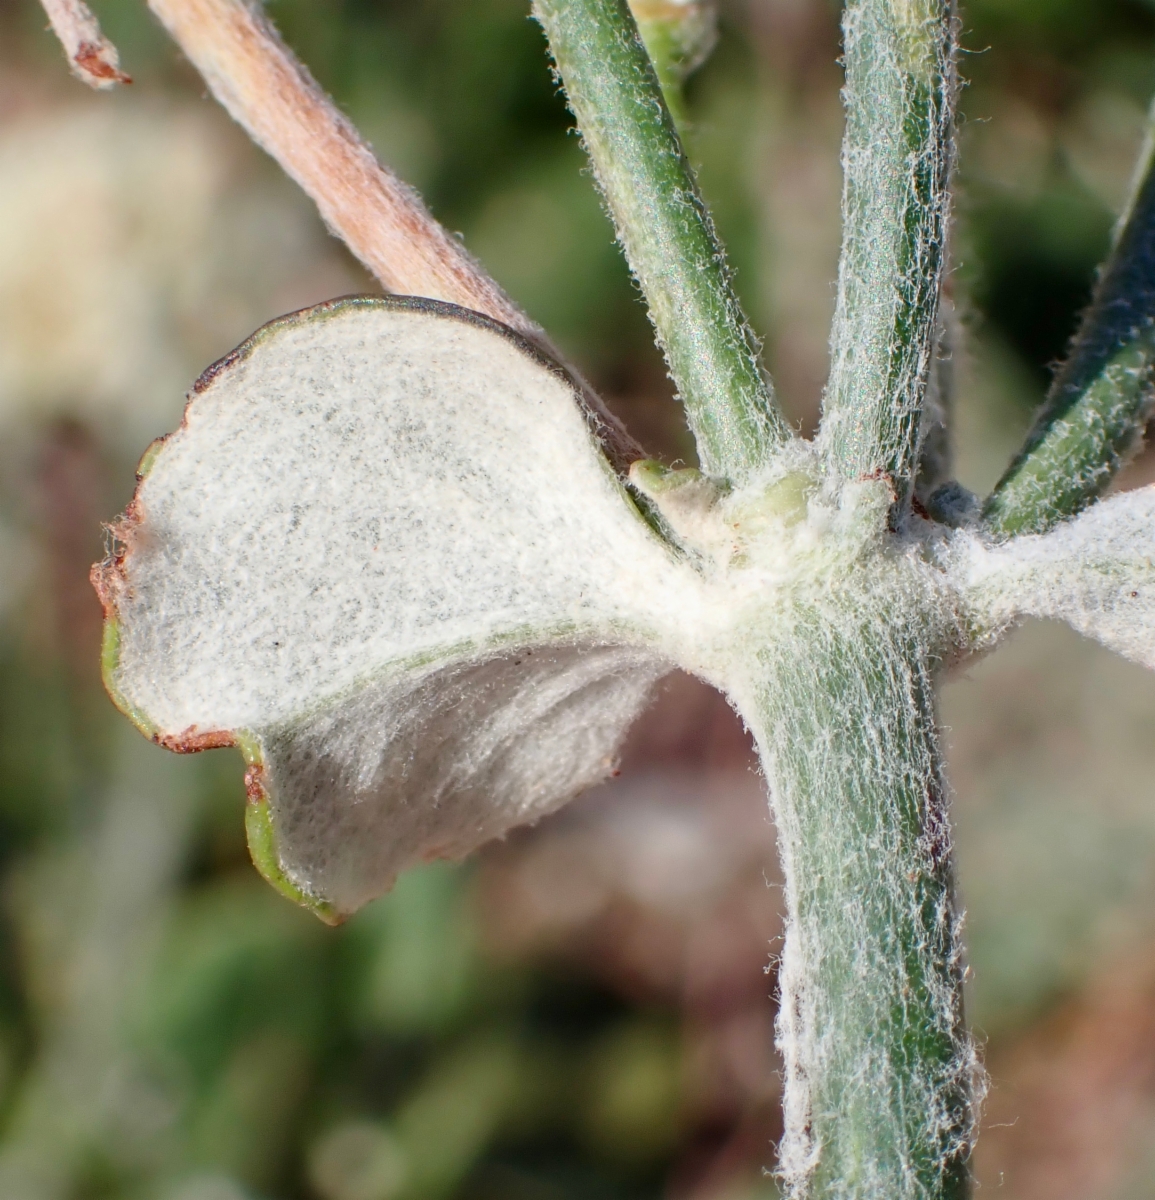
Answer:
37, 0, 1155, 1195
0, 107, 224, 439
0, 104, 353, 447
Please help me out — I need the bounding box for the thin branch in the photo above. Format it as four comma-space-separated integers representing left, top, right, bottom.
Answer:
144, 0, 531, 337
39, 0, 131, 89
533, 0, 793, 484
984, 104, 1155, 537
819, 0, 956, 506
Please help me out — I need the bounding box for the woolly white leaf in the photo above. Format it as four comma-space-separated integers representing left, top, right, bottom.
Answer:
960, 485, 1155, 669
95, 297, 700, 919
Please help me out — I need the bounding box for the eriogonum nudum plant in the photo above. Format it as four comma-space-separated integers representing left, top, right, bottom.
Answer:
43, 0, 1155, 1196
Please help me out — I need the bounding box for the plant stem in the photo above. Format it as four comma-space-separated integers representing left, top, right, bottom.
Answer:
984, 108, 1155, 537
821, 0, 955, 504
141, 0, 646, 472
39, 0, 131, 89
739, 609, 975, 1199
534, 0, 792, 484
145, 0, 531, 335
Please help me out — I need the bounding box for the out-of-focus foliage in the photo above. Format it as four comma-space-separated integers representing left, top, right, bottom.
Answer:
2, 0, 1155, 1197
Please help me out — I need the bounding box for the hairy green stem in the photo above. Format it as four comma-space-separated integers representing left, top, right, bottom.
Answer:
821, 0, 955, 502
984, 108, 1155, 537
533, 0, 792, 483
740, 609, 976, 1199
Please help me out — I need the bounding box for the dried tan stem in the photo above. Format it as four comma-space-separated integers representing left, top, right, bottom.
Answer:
40, 0, 131, 89
145, 0, 532, 334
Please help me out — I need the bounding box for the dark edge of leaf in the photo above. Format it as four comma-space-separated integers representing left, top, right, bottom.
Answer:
193, 293, 644, 472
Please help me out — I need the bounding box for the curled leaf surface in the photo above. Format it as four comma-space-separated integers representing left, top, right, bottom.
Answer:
94, 298, 696, 917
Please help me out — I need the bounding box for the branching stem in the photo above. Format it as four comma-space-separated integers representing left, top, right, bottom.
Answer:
55, 3, 1013, 1194
821, 0, 955, 505
984, 106, 1155, 537
534, 0, 792, 484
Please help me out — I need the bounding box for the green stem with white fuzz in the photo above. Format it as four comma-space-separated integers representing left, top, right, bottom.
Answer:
534, 0, 792, 483
742, 608, 975, 1200
821, 0, 955, 504
984, 104, 1155, 537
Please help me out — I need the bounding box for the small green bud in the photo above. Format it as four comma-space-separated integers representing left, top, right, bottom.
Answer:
727, 471, 814, 533
629, 1, 717, 110
628, 458, 710, 496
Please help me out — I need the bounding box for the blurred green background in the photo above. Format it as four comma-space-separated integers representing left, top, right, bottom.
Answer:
2, 1, 1155, 1197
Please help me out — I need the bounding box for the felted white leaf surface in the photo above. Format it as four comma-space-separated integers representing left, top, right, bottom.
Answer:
95, 297, 703, 919
960, 486, 1155, 669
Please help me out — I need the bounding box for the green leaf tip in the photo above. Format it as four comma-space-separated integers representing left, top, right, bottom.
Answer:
244, 775, 341, 926
629, 0, 716, 123
628, 459, 712, 496
135, 435, 168, 482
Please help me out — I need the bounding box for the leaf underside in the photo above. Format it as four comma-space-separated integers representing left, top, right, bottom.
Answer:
963, 485, 1155, 671
95, 297, 692, 917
